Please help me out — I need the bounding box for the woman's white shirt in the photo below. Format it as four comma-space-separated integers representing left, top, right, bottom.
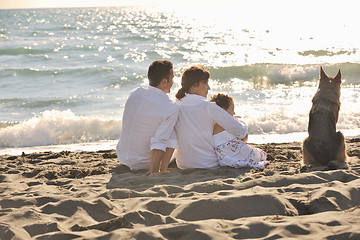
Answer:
173, 94, 247, 169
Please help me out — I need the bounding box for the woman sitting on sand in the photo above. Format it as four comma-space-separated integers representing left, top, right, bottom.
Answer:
172, 65, 247, 169
210, 93, 268, 169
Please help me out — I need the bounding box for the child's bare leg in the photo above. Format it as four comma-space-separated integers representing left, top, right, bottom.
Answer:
242, 134, 248, 144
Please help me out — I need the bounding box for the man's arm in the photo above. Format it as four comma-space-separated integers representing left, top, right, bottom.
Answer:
149, 149, 165, 176
150, 108, 178, 152
149, 147, 175, 175
160, 147, 175, 173
149, 104, 178, 176
149, 106, 178, 175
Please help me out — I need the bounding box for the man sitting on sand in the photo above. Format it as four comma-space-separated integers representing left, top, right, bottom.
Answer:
116, 60, 178, 176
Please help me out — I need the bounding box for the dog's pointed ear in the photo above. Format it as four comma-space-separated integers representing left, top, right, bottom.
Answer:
334, 69, 341, 83
320, 66, 328, 80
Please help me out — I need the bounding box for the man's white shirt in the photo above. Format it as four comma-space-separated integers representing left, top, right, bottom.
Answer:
116, 86, 178, 170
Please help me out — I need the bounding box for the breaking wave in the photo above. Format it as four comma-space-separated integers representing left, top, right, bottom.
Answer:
0, 110, 121, 148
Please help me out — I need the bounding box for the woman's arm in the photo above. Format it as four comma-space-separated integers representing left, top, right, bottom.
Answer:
208, 102, 247, 139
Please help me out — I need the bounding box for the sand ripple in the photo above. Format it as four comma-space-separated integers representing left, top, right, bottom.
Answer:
0, 140, 360, 239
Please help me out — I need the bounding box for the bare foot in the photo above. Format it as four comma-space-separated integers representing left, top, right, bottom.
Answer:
147, 171, 161, 176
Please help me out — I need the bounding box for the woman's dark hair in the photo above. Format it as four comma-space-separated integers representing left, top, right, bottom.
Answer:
148, 60, 173, 87
210, 93, 234, 110
176, 65, 210, 99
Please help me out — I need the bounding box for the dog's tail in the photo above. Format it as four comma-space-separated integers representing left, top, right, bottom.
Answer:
328, 160, 348, 170
328, 131, 347, 170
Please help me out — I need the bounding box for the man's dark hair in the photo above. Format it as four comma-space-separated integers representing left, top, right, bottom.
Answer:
148, 60, 173, 87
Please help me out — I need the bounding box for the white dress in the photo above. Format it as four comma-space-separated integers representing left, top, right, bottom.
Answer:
213, 131, 268, 169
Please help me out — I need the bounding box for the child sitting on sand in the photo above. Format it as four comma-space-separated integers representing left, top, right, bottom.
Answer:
210, 94, 268, 169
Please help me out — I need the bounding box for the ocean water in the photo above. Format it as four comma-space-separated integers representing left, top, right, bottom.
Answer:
0, 4, 360, 154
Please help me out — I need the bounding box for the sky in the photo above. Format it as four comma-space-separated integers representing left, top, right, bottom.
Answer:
1, 0, 148, 9
0, 0, 229, 9
1, 0, 359, 11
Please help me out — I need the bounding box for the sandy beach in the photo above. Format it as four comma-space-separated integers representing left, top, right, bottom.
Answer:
0, 139, 360, 239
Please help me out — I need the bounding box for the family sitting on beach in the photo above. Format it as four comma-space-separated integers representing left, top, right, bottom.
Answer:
116, 60, 268, 176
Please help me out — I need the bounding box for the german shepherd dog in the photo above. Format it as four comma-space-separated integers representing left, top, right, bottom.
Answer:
302, 67, 347, 170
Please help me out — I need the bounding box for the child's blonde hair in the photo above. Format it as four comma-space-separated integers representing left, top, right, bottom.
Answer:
210, 93, 234, 110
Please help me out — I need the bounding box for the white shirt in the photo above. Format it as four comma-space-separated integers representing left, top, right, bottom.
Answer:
173, 94, 247, 169
116, 86, 178, 170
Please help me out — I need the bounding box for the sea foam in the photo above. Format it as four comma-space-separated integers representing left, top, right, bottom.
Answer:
1, 107, 358, 149
0, 110, 121, 148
